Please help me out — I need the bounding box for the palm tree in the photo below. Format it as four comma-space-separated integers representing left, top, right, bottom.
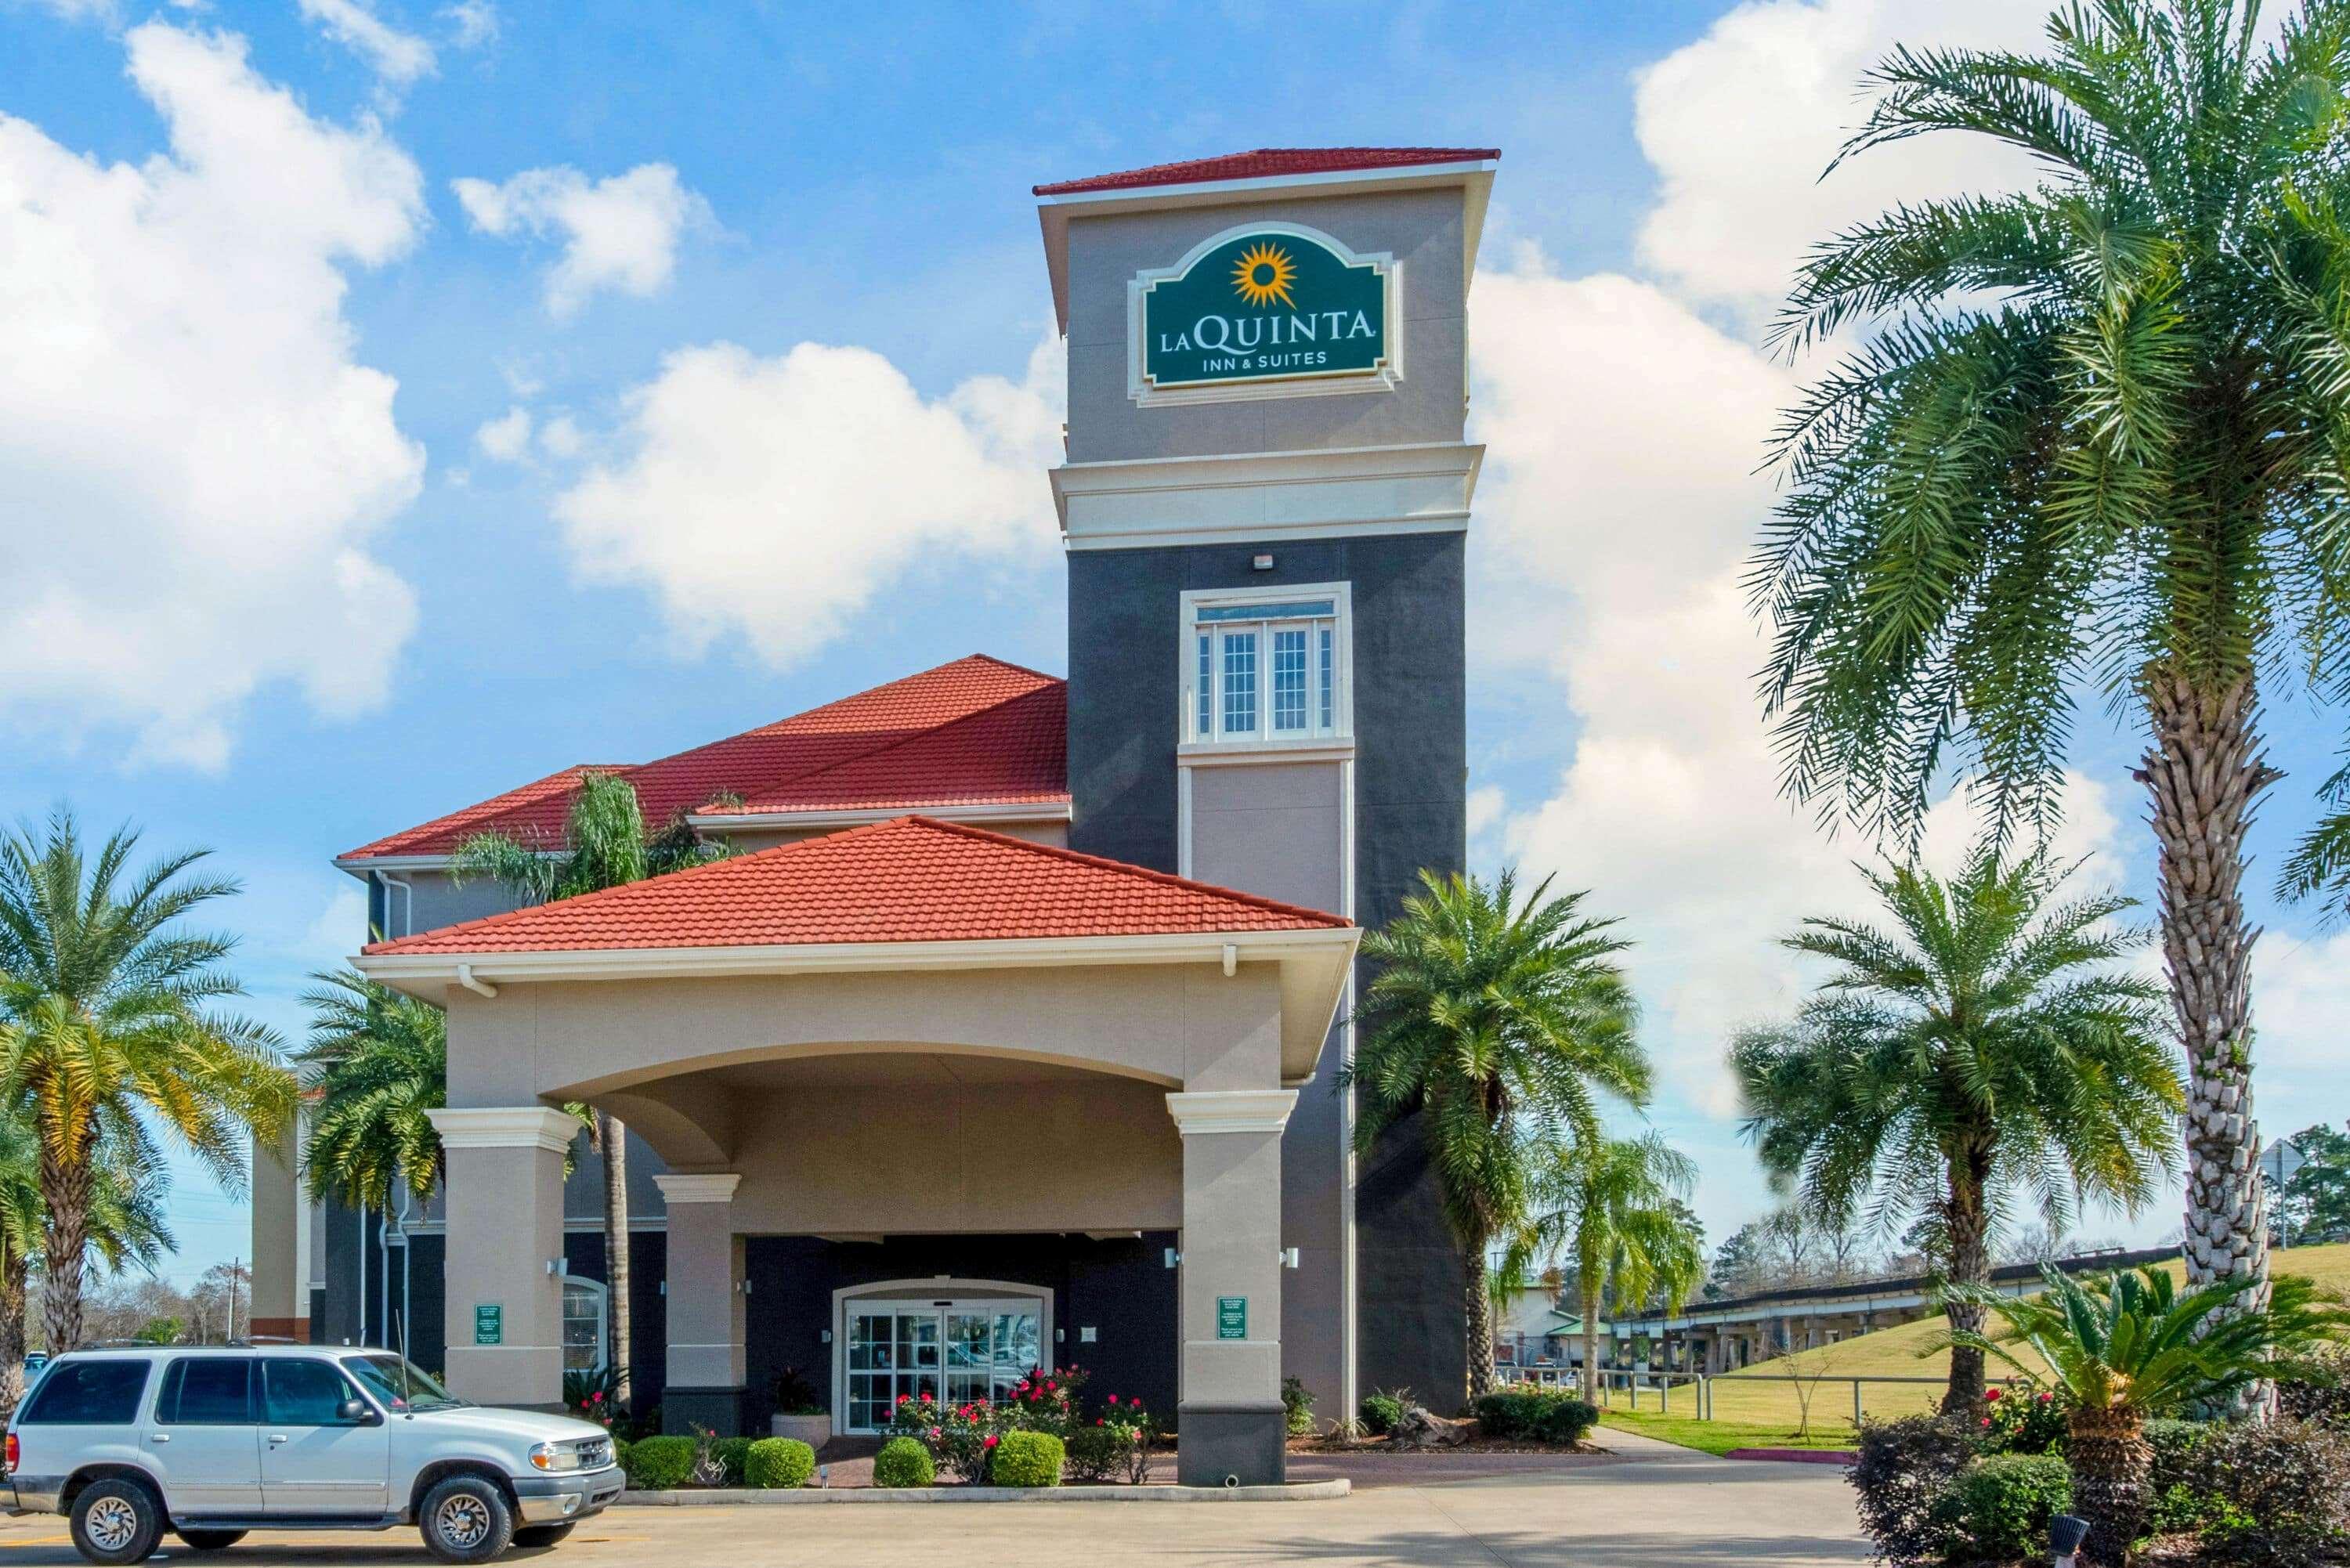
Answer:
297, 970, 452, 1212
0, 808, 294, 1353
1754, 0, 2350, 1331
451, 772, 728, 1403
1732, 850, 2182, 1412
1950, 1264, 2350, 1561
1509, 1133, 1706, 1402
1344, 869, 1647, 1404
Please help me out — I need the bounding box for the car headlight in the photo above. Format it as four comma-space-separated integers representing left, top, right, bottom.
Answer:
529, 1441, 583, 1472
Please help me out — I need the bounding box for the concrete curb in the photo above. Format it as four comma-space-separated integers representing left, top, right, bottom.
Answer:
616, 1479, 1350, 1505
1723, 1447, 1855, 1465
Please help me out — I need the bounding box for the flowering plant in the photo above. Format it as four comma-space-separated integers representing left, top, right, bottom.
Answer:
562, 1367, 623, 1433
1979, 1381, 2068, 1456
998, 1365, 1090, 1440
886, 1393, 999, 1483
1067, 1391, 1156, 1484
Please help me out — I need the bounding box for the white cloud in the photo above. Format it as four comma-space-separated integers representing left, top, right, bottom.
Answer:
441, 0, 497, 49
0, 21, 426, 768
452, 164, 710, 318
1466, 785, 1506, 840
296, 0, 436, 89
2251, 932, 2350, 1114
552, 332, 1063, 667
474, 405, 532, 461
537, 414, 582, 459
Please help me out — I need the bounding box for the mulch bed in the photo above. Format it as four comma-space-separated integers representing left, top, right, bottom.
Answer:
764, 1433, 1615, 1491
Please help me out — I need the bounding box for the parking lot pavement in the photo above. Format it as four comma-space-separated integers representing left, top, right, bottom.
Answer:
0, 1442, 1869, 1566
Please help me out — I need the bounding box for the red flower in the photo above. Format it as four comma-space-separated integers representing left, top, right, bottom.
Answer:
983, 1434, 1000, 1449
1985, 1388, 2001, 1402
1045, 1380, 1056, 1392
898, 1394, 911, 1404
1979, 1417, 1992, 1428
591, 1391, 603, 1404
2037, 1393, 2052, 1404
1096, 1418, 1104, 1426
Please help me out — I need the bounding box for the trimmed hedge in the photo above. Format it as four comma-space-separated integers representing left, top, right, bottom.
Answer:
744, 1436, 815, 1490
1473, 1388, 1600, 1444
1929, 1454, 2071, 1566
989, 1430, 1064, 1488
712, 1436, 754, 1485
622, 1435, 696, 1491
872, 1436, 935, 1488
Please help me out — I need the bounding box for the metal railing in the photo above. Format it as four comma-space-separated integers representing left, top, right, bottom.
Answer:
1514, 1366, 1952, 1428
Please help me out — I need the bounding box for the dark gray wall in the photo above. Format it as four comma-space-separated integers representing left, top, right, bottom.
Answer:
1065, 529, 1470, 1411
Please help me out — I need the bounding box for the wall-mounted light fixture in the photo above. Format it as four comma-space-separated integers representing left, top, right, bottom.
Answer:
1251, 553, 1274, 572
1163, 1248, 1182, 1269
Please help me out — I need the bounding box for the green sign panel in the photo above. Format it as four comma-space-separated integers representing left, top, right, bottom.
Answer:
1139, 230, 1390, 392
1216, 1296, 1248, 1341
474, 1302, 502, 1346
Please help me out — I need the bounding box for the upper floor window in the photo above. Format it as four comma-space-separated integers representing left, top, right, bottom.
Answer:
1181, 586, 1349, 746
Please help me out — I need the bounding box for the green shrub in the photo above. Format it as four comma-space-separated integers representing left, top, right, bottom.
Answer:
2146, 1416, 2215, 1494
1849, 1414, 1977, 1568
743, 1437, 814, 1490
2278, 1342, 2350, 1429
711, 1436, 754, 1486
1359, 1389, 1407, 1436
621, 1435, 696, 1491
872, 1436, 935, 1488
1064, 1425, 1125, 1483
2182, 1416, 2350, 1559
1928, 1454, 2071, 1566
1282, 1375, 1315, 1436
1473, 1388, 1599, 1444
1978, 1385, 2067, 1455
989, 1430, 1064, 1488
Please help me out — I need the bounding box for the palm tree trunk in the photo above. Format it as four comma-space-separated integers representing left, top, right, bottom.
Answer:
0, 1253, 27, 1422
2142, 673, 2276, 1396
1939, 1157, 1992, 1416
2067, 1404, 2152, 1566
37, 1140, 93, 1357
1463, 1234, 1495, 1407
1580, 1276, 1601, 1406
601, 1112, 631, 1405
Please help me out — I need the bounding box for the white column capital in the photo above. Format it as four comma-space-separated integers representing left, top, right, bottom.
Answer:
426, 1106, 580, 1154
1165, 1089, 1297, 1136
653, 1172, 742, 1205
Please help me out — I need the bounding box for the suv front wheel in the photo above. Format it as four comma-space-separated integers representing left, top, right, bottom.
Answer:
69, 1479, 163, 1566
419, 1474, 515, 1563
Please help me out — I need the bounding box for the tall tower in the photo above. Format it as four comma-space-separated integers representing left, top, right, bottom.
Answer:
1039, 147, 1495, 1411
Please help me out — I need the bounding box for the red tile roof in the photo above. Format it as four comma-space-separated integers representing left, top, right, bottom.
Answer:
363, 816, 1349, 955
1034, 147, 1499, 197
730, 682, 1066, 814
339, 656, 1065, 862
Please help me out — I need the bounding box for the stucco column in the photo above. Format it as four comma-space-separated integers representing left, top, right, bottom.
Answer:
1166, 1089, 1294, 1487
656, 1172, 746, 1436
428, 1107, 574, 1409
248, 1117, 303, 1340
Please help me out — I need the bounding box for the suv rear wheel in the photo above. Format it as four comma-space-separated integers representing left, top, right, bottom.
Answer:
419, 1473, 515, 1563
69, 1479, 163, 1566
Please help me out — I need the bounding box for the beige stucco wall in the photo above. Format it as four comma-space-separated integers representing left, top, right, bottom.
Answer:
722, 1078, 1180, 1234
442, 961, 1286, 1132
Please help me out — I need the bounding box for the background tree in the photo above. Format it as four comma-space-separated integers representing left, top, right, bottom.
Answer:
2279, 1122, 2350, 1243
1508, 1133, 1706, 1401
1345, 869, 1647, 1404
1755, 0, 2350, 1331
452, 772, 728, 1403
1733, 850, 2181, 1411
298, 969, 452, 1214
0, 807, 292, 1352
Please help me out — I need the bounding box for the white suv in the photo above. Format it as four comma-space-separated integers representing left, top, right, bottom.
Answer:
5, 1345, 620, 1564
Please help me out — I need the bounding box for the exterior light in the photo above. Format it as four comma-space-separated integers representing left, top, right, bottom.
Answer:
2049, 1516, 2089, 1566
1251, 553, 1274, 571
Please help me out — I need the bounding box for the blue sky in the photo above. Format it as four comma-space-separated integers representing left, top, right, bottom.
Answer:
4, 0, 2347, 1288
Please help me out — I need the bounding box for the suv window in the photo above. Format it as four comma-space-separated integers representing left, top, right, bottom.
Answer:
20, 1359, 151, 1425
261, 1358, 364, 1425
158, 1358, 253, 1425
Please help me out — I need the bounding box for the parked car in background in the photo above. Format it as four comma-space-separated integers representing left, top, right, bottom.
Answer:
5, 1344, 618, 1563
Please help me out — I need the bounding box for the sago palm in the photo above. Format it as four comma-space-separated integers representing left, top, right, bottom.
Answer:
1755, 0, 2350, 1325
1508, 1133, 1706, 1402
1950, 1264, 2350, 1560
1344, 868, 1647, 1404
452, 772, 728, 1401
0, 808, 293, 1352
1733, 850, 2181, 1411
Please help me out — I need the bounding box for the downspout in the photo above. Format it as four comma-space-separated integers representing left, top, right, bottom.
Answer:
456, 964, 497, 999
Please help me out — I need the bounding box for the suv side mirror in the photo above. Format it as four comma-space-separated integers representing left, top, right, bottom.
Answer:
338, 1398, 379, 1425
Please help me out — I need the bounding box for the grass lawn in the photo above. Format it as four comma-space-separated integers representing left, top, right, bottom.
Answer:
1598, 1409, 1857, 1457
1587, 1241, 2350, 1451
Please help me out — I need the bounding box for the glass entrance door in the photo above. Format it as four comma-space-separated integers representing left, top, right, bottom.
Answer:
844, 1299, 1043, 1433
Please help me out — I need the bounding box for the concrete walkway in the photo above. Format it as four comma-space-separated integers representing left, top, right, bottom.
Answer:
0, 1431, 1869, 1566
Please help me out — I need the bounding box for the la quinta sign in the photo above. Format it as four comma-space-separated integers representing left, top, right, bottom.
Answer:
1130, 225, 1399, 404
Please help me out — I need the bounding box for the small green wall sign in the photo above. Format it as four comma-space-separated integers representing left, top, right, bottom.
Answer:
1216, 1296, 1248, 1340
474, 1302, 502, 1346
1136, 228, 1393, 397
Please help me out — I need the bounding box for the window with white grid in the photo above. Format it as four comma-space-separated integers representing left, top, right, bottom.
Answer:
1181, 588, 1348, 746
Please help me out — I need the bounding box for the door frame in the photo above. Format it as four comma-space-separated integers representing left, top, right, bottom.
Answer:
831, 1277, 1054, 1435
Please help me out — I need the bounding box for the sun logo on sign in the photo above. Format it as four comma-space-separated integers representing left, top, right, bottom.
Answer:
1231, 242, 1298, 309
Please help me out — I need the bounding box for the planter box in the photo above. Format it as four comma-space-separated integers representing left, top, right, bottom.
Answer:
770, 1413, 832, 1447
